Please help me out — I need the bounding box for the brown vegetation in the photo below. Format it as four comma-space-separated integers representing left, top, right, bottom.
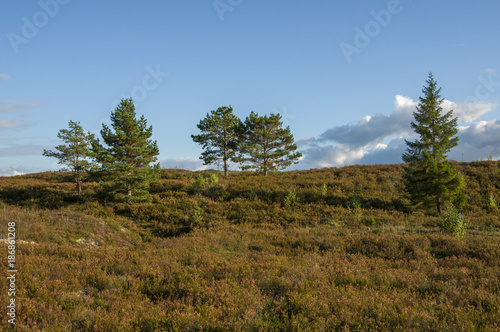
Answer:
0, 161, 499, 330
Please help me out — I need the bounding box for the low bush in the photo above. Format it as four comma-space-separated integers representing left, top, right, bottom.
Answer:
439, 204, 467, 237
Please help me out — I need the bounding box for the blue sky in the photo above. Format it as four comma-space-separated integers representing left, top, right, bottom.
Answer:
1, 0, 499, 175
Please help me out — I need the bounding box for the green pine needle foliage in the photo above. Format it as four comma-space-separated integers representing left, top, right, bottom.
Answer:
91, 98, 159, 203
43, 120, 95, 194
191, 106, 241, 176
438, 203, 467, 237
403, 73, 465, 214
319, 183, 328, 197
234, 112, 302, 176
283, 189, 298, 208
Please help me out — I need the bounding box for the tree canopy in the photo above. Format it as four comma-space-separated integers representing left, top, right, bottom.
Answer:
43, 120, 94, 193
191, 106, 241, 176
403, 73, 465, 214
234, 112, 302, 176
91, 98, 159, 203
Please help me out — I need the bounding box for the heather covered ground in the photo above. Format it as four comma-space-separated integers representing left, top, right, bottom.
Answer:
1, 161, 499, 331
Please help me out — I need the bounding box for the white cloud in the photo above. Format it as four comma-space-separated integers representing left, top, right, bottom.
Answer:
442, 100, 497, 123
295, 141, 365, 169
297, 95, 500, 169
160, 157, 210, 171
450, 120, 500, 161
394, 94, 417, 110
0, 74, 11, 81
458, 119, 500, 148
0, 100, 41, 131
317, 95, 415, 148
0, 119, 31, 130
0, 165, 27, 177
359, 138, 408, 165
0, 100, 42, 113
160, 157, 245, 171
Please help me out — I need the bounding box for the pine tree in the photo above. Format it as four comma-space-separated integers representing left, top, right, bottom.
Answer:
43, 120, 94, 194
92, 98, 159, 203
191, 106, 241, 176
402, 73, 465, 214
234, 112, 302, 176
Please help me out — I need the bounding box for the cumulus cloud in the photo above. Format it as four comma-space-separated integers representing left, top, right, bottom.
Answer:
356, 138, 408, 165
160, 157, 210, 171
451, 120, 500, 160
318, 95, 416, 148
297, 95, 499, 169
295, 140, 365, 169
459, 120, 500, 146
160, 157, 245, 171
0, 74, 11, 81
442, 100, 497, 123
0, 100, 42, 113
0, 165, 28, 177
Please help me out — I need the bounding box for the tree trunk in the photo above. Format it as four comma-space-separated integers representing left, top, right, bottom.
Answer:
75, 171, 82, 194
223, 146, 228, 177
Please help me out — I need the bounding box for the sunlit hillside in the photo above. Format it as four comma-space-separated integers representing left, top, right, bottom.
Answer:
1, 161, 499, 330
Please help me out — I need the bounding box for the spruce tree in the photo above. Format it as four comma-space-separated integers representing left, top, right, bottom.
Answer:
191, 106, 241, 176
43, 120, 94, 194
92, 98, 159, 203
402, 73, 465, 214
235, 112, 302, 176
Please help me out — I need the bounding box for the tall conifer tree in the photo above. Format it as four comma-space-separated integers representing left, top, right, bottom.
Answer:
92, 98, 159, 203
43, 120, 94, 194
235, 112, 301, 176
191, 106, 241, 176
403, 73, 465, 214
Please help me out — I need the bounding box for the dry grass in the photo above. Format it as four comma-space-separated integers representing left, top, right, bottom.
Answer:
0, 162, 499, 330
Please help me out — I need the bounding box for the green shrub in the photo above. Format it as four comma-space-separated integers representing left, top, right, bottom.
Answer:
347, 191, 362, 209
191, 174, 206, 194
190, 173, 220, 199
439, 204, 467, 237
488, 192, 497, 211
319, 183, 328, 197
190, 206, 206, 229
247, 188, 259, 201
284, 189, 297, 208
209, 173, 219, 186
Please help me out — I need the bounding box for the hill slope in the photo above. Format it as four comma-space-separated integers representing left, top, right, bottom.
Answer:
0, 162, 499, 330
